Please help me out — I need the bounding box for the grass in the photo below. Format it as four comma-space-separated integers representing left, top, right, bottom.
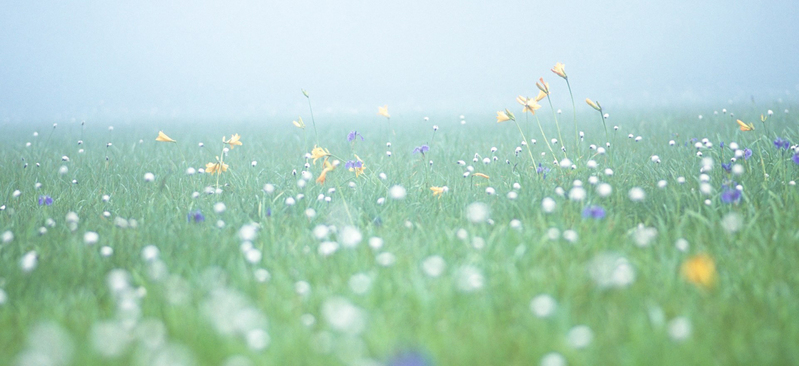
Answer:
1, 106, 798, 365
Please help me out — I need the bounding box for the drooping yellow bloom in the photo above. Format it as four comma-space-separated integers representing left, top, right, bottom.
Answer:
496, 110, 512, 123
586, 98, 601, 111
292, 117, 305, 129
681, 254, 717, 289
430, 186, 445, 197
378, 105, 390, 119
516, 96, 542, 114
205, 156, 228, 175
551, 62, 567, 79
223, 134, 243, 149
473, 173, 489, 179
535, 90, 547, 102
760, 114, 768, 122
736, 119, 755, 131
311, 145, 331, 164
316, 158, 335, 184
156, 131, 176, 143
536, 78, 550, 95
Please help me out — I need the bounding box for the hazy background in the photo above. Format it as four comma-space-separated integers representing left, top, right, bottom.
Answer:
1, 0, 798, 123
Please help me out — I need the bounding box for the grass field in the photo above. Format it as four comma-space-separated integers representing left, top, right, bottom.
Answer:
1, 102, 799, 365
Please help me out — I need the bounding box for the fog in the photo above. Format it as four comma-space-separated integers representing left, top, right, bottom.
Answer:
1, 0, 798, 122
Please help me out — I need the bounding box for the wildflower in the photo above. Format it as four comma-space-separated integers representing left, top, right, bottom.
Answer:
536, 163, 550, 178
378, 105, 390, 118
310, 145, 331, 164
412, 145, 429, 155
551, 62, 567, 79
347, 155, 365, 177
744, 148, 753, 160
793, 153, 799, 165
534, 90, 547, 102
496, 110, 513, 123
223, 134, 243, 148
736, 119, 754, 131
187, 209, 205, 223
430, 186, 446, 197
206, 156, 228, 175
586, 98, 601, 111
582, 205, 606, 219
721, 162, 732, 173
773, 137, 790, 150
292, 117, 305, 129
720, 187, 741, 204
155, 131, 176, 143
38, 195, 53, 206
473, 173, 489, 179
516, 96, 541, 114
681, 254, 717, 289
536, 78, 550, 95
316, 159, 336, 184
347, 130, 364, 143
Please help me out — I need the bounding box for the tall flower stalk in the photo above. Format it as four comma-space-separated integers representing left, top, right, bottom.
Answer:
551, 63, 579, 150
302, 89, 319, 145
497, 109, 537, 168
538, 78, 567, 159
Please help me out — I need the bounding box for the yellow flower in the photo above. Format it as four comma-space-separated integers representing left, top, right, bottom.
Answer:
760, 114, 767, 122
496, 110, 511, 123
586, 98, 601, 111
681, 254, 717, 289
430, 186, 446, 197
736, 119, 755, 131
473, 173, 489, 179
535, 90, 547, 102
536, 78, 550, 95
156, 131, 176, 143
516, 96, 542, 114
378, 105, 390, 119
223, 134, 243, 149
302, 89, 309, 98
311, 145, 331, 164
205, 157, 228, 175
316, 158, 335, 184
551, 62, 567, 79
292, 117, 305, 129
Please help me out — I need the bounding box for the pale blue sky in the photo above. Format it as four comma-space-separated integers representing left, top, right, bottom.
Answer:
1, 0, 797, 122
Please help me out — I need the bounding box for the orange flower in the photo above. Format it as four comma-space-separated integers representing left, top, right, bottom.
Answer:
430, 186, 446, 197
205, 157, 228, 175
536, 78, 550, 95
516, 96, 542, 114
311, 145, 331, 164
496, 110, 512, 123
736, 119, 755, 131
535, 90, 547, 102
551, 62, 567, 79
155, 131, 176, 143
316, 158, 335, 184
473, 173, 489, 179
586, 98, 601, 111
681, 254, 717, 289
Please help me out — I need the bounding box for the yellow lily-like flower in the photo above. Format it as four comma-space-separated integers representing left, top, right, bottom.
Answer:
536, 78, 550, 95
292, 117, 305, 129
156, 131, 176, 143
516, 96, 542, 114
316, 158, 335, 184
311, 145, 331, 164
760, 114, 767, 122
378, 105, 390, 119
223, 134, 243, 149
551, 62, 567, 79
473, 173, 489, 179
430, 186, 446, 197
205, 156, 228, 175
586, 98, 601, 111
535, 90, 547, 102
681, 254, 717, 289
737, 119, 755, 131
496, 110, 512, 123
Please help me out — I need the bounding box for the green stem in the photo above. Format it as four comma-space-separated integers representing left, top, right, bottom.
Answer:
565, 78, 578, 150
534, 114, 558, 165
546, 95, 567, 159
512, 118, 537, 169
306, 98, 319, 145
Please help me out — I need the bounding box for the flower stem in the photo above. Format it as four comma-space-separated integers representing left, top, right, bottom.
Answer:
546, 95, 567, 159
534, 114, 558, 165
513, 118, 537, 169
306, 97, 319, 145
565, 78, 578, 151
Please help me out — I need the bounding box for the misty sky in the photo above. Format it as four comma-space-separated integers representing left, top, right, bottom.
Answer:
1, 0, 798, 122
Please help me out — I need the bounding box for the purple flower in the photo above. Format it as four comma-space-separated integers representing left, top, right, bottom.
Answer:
744, 148, 752, 160
345, 160, 363, 169
412, 145, 429, 154
774, 137, 790, 150
387, 351, 431, 366
536, 163, 551, 178
721, 162, 732, 173
793, 153, 799, 165
719, 141, 725, 149
347, 130, 364, 143
721, 188, 741, 204
582, 205, 606, 219
187, 209, 205, 223
38, 195, 53, 206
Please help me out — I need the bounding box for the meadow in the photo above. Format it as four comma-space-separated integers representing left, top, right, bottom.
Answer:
1, 83, 799, 365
